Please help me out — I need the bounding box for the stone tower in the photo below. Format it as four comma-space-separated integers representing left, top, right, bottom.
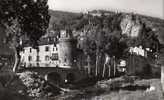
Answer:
57, 30, 77, 68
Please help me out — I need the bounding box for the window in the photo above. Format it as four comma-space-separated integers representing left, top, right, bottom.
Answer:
30, 48, 32, 53
45, 46, 49, 52
45, 55, 49, 61
64, 58, 67, 62
54, 43, 56, 47
36, 48, 40, 52
51, 53, 58, 60
23, 49, 25, 53
36, 56, 40, 62
53, 47, 58, 51
29, 63, 32, 67
36, 63, 40, 67
28, 56, 32, 61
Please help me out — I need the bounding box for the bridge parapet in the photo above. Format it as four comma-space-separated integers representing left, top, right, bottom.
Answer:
19, 67, 87, 85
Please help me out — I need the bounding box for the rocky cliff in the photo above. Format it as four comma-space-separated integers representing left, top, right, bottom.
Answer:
120, 15, 143, 38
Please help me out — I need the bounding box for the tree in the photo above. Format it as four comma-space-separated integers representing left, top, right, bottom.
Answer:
95, 30, 106, 76
157, 32, 164, 93
0, 0, 50, 72
77, 13, 126, 77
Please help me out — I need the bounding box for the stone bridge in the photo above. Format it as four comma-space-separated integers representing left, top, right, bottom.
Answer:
19, 67, 87, 85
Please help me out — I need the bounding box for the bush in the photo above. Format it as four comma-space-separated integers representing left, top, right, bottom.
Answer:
18, 71, 45, 99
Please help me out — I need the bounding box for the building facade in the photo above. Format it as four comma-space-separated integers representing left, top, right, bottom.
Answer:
20, 30, 77, 68
20, 44, 59, 67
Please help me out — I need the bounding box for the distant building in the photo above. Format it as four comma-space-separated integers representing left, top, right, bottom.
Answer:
126, 46, 152, 75
87, 10, 115, 17
129, 46, 147, 57
117, 60, 126, 73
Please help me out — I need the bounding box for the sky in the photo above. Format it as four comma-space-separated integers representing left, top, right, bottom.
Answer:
48, 0, 164, 19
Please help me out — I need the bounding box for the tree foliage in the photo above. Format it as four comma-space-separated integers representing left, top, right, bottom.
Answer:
0, 0, 50, 71
0, 0, 50, 46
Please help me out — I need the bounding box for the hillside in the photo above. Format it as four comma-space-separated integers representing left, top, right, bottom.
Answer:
48, 10, 164, 76
48, 10, 164, 45
48, 10, 83, 30
48, 10, 164, 31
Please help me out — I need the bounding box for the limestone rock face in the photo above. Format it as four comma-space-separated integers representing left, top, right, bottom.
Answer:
120, 15, 142, 38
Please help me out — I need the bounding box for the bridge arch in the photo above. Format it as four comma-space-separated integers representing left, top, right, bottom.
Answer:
46, 72, 62, 85
66, 73, 75, 83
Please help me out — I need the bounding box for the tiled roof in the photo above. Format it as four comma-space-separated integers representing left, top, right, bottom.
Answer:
23, 31, 59, 47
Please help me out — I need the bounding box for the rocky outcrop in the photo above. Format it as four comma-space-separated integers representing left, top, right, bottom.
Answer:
120, 15, 143, 38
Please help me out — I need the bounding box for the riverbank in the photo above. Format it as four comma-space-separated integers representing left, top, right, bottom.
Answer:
47, 78, 163, 100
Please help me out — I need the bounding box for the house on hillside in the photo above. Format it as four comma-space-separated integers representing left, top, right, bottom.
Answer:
129, 46, 147, 57
126, 46, 153, 76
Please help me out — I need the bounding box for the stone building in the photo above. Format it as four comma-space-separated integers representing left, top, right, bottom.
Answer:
20, 44, 59, 67
20, 42, 59, 68
20, 30, 77, 68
